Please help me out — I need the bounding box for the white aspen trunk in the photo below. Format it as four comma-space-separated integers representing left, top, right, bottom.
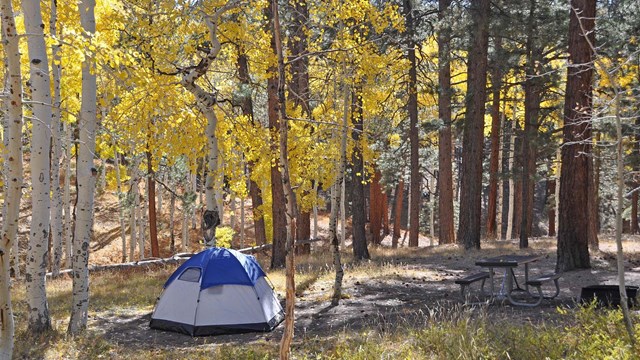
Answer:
0, 0, 23, 354
182, 205, 189, 251
329, 182, 339, 241
406, 183, 411, 243
139, 178, 148, 258
64, 122, 73, 269
191, 172, 198, 230
129, 157, 139, 261
496, 112, 504, 239
230, 194, 236, 232
313, 181, 318, 240
49, 0, 64, 277
178, 3, 240, 247
204, 111, 220, 218
506, 114, 516, 240
23, 0, 52, 333
68, 0, 97, 335
216, 157, 225, 224
112, 137, 127, 262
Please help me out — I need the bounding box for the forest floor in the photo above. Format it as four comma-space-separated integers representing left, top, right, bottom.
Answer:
86, 238, 640, 353
11, 192, 640, 358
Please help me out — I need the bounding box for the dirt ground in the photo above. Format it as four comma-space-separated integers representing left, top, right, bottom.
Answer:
88, 234, 640, 351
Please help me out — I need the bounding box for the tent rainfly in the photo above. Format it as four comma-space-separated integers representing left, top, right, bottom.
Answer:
150, 247, 284, 336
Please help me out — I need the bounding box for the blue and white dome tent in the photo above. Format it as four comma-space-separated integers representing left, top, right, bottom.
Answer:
150, 248, 284, 336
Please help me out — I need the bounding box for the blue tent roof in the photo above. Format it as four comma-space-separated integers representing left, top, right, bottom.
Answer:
164, 248, 266, 289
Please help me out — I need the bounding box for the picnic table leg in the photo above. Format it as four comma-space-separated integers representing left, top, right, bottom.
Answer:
489, 267, 496, 302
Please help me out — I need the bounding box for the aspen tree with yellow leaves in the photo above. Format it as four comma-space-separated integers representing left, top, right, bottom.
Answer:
23, 0, 53, 334
0, 0, 23, 355
68, 0, 98, 335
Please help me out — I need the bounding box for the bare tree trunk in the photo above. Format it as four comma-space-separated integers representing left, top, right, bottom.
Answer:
147, 151, 159, 257
23, 0, 53, 333
68, 0, 97, 334
369, 170, 383, 245
404, 0, 421, 248
170, 193, 176, 253
64, 123, 73, 269
496, 111, 505, 239
457, 0, 490, 250
437, 0, 455, 245
588, 146, 600, 250
0, 0, 23, 354
236, 51, 267, 246
113, 137, 127, 262
139, 179, 148, 257
313, 181, 319, 240
340, 177, 346, 247
506, 118, 516, 240
557, 0, 596, 272
50, 0, 64, 277
486, 37, 503, 240
393, 180, 404, 248
547, 179, 556, 236
270, 2, 298, 357
351, 85, 370, 260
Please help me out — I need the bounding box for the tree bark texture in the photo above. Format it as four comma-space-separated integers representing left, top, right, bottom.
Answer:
147, 151, 159, 257
404, 0, 421, 248
351, 86, 370, 260
270, 2, 298, 358
69, 0, 97, 335
0, 0, 23, 355
520, 0, 542, 249
23, 0, 53, 333
369, 170, 384, 245
547, 179, 556, 236
457, 0, 490, 250
557, 0, 596, 272
437, 0, 455, 245
50, 0, 64, 277
237, 51, 267, 246
264, 2, 287, 269
392, 180, 404, 248
486, 37, 502, 240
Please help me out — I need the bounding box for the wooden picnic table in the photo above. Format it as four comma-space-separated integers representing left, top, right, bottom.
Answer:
475, 254, 544, 307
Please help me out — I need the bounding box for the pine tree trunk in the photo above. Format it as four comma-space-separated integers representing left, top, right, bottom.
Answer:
0, 0, 23, 354
496, 111, 505, 239
267, 80, 288, 267
457, 0, 490, 250
50, 0, 64, 277
404, 0, 421, 248
506, 118, 516, 240
68, 0, 97, 334
437, 0, 455, 245
547, 179, 556, 236
351, 86, 370, 260
393, 180, 404, 248
23, 0, 53, 333
369, 170, 383, 245
486, 37, 502, 240
520, 0, 542, 249
557, 0, 595, 272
